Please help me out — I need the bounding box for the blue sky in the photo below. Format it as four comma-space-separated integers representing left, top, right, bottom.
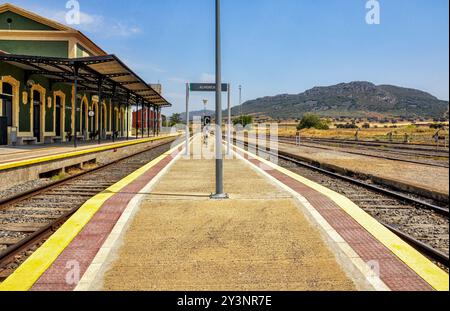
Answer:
6, 0, 450, 115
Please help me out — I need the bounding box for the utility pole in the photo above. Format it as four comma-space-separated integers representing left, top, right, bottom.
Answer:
73, 64, 79, 148
203, 99, 208, 124
239, 85, 242, 123
211, 0, 227, 199
185, 82, 190, 155
227, 83, 231, 155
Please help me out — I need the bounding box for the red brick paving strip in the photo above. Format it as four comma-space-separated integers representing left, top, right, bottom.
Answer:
31, 148, 182, 291
243, 152, 433, 291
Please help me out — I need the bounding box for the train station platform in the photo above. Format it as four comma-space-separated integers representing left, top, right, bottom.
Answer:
0, 136, 170, 168
0, 134, 179, 193
0, 135, 447, 291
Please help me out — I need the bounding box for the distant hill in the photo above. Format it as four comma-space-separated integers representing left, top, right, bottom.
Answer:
230, 81, 449, 120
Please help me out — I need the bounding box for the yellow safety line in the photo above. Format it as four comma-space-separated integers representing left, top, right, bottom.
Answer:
0, 140, 185, 291
234, 144, 449, 291
0, 134, 179, 172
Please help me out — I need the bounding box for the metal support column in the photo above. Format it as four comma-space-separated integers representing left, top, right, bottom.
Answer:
126, 93, 130, 141
185, 83, 190, 155
147, 103, 150, 137
97, 78, 103, 145
73, 63, 79, 148
141, 100, 145, 139
153, 106, 157, 136
111, 86, 116, 143
227, 83, 231, 155
156, 107, 160, 136
135, 98, 139, 140
211, 0, 227, 199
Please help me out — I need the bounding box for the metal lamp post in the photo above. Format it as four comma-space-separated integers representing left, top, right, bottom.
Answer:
203, 99, 208, 122
211, 0, 227, 199
239, 85, 242, 121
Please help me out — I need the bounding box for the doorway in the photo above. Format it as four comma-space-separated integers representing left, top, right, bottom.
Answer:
55, 95, 62, 137
33, 90, 41, 142
2, 83, 13, 127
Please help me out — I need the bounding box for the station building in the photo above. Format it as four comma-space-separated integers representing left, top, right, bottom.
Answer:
0, 3, 170, 146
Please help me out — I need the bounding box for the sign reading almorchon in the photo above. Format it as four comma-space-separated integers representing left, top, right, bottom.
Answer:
189, 83, 228, 92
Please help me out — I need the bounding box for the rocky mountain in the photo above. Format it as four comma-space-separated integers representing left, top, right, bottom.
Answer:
230, 81, 449, 119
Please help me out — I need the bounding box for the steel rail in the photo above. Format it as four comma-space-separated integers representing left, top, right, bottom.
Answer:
233, 138, 448, 215
278, 139, 449, 169
381, 222, 449, 265
233, 139, 449, 267
279, 137, 450, 159
291, 136, 450, 153
0, 138, 176, 269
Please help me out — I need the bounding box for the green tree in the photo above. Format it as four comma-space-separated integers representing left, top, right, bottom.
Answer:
169, 113, 182, 126
297, 113, 330, 130
233, 115, 253, 127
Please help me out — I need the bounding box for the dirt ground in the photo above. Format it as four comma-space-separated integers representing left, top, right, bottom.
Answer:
279, 142, 449, 196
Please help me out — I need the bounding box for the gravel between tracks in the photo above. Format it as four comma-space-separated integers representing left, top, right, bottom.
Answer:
0, 141, 174, 278
279, 158, 449, 267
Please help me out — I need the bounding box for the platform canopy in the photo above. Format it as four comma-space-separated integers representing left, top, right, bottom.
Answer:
0, 53, 171, 107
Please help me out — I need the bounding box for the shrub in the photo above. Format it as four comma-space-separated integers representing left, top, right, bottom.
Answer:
336, 123, 359, 129
169, 113, 182, 126
297, 114, 329, 130
430, 123, 446, 129
233, 115, 253, 127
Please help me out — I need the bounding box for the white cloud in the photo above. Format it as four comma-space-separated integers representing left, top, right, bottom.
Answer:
200, 73, 215, 83
37, 7, 141, 37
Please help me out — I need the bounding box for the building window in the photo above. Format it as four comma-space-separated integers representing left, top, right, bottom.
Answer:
2, 82, 13, 127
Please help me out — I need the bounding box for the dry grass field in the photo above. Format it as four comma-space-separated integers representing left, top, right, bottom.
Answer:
254, 122, 449, 144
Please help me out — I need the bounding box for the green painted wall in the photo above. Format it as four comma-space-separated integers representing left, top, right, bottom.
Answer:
76, 44, 93, 57
0, 61, 29, 132
0, 40, 68, 57
0, 62, 76, 133
0, 11, 57, 31
1, 62, 129, 138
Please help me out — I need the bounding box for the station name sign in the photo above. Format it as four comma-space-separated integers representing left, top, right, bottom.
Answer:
189, 83, 228, 92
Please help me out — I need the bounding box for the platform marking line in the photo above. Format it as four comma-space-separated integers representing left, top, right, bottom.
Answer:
232, 144, 449, 292
230, 146, 390, 291
0, 134, 179, 172
0, 140, 185, 292
74, 144, 187, 291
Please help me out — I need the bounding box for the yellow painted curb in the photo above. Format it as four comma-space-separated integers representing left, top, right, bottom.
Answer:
0, 134, 179, 172
234, 145, 449, 291
0, 140, 185, 291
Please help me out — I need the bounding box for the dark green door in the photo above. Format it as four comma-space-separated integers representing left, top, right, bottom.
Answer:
33, 91, 41, 142
55, 96, 61, 137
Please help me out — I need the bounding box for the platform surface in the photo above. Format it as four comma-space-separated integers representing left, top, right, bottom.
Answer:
1, 135, 446, 292
97, 148, 356, 291
0, 136, 161, 166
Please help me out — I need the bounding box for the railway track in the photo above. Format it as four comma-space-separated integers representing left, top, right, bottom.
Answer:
233, 138, 449, 268
0, 138, 176, 281
278, 137, 449, 168
289, 136, 450, 152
